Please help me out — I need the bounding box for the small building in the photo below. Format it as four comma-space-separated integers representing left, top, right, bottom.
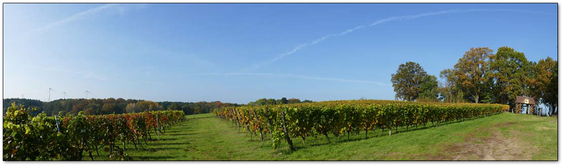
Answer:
515, 96, 536, 115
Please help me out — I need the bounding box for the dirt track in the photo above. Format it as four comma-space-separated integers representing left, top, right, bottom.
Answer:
434, 122, 536, 160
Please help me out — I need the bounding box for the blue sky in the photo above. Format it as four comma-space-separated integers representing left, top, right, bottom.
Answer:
3, 4, 557, 104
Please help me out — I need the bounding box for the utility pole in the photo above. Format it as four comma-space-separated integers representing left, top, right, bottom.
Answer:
48, 88, 54, 102
62, 92, 68, 99
84, 90, 92, 99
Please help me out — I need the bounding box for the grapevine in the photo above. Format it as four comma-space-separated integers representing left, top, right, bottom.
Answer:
3, 102, 185, 161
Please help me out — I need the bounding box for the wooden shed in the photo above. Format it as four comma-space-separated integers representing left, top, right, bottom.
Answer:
515, 96, 536, 114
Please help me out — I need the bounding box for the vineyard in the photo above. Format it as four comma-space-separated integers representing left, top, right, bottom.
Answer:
3, 103, 185, 161
213, 100, 510, 150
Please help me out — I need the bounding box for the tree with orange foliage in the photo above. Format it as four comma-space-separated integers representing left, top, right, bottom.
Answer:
453, 47, 493, 103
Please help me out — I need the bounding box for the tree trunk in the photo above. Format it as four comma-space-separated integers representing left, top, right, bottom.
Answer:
252, 110, 265, 142
233, 110, 240, 128
280, 111, 295, 151
89, 151, 94, 161
264, 111, 274, 142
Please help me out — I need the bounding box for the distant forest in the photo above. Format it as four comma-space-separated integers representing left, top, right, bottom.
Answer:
3, 97, 314, 116
2, 98, 237, 116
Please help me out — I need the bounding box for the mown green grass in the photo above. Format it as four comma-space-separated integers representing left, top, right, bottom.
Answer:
87, 112, 557, 160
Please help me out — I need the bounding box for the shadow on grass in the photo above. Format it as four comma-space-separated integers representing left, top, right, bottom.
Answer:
143, 147, 183, 152
149, 142, 190, 146
148, 137, 180, 141
167, 133, 197, 136
273, 116, 499, 150
134, 156, 178, 160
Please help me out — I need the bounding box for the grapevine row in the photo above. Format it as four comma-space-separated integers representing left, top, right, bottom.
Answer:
3, 103, 185, 161
213, 100, 509, 150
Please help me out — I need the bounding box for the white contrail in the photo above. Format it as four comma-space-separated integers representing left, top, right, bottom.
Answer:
39, 4, 117, 31
244, 8, 549, 71
17, 4, 120, 41
186, 72, 386, 85
244, 25, 365, 71
368, 9, 468, 26
11, 4, 146, 42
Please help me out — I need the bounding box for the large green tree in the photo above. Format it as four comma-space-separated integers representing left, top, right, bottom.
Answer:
391, 61, 427, 101
529, 56, 558, 115
288, 98, 301, 104
550, 64, 557, 114
439, 68, 467, 103
280, 97, 289, 104
486, 47, 529, 108
453, 47, 493, 103
419, 75, 439, 101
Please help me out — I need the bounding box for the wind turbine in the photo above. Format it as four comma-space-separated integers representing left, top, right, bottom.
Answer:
62, 92, 68, 99
84, 90, 92, 99
48, 88, 55, 102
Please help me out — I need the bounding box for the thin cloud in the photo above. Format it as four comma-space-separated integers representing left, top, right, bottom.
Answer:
244, 25, 365, 71
244, 8, 549, 71
40, 4, 116, 30
18, 4, 144, 41
186, 72, 386, 86
26, 66, 108, 81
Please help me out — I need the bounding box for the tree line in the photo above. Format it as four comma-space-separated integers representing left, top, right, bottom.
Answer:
3, 97, 315, 116
247, 97, 314, 106
2, 98, 237, 116
391, 47, 557, 115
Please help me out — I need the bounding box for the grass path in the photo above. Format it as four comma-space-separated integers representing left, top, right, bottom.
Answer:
91, 112, 557, 160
